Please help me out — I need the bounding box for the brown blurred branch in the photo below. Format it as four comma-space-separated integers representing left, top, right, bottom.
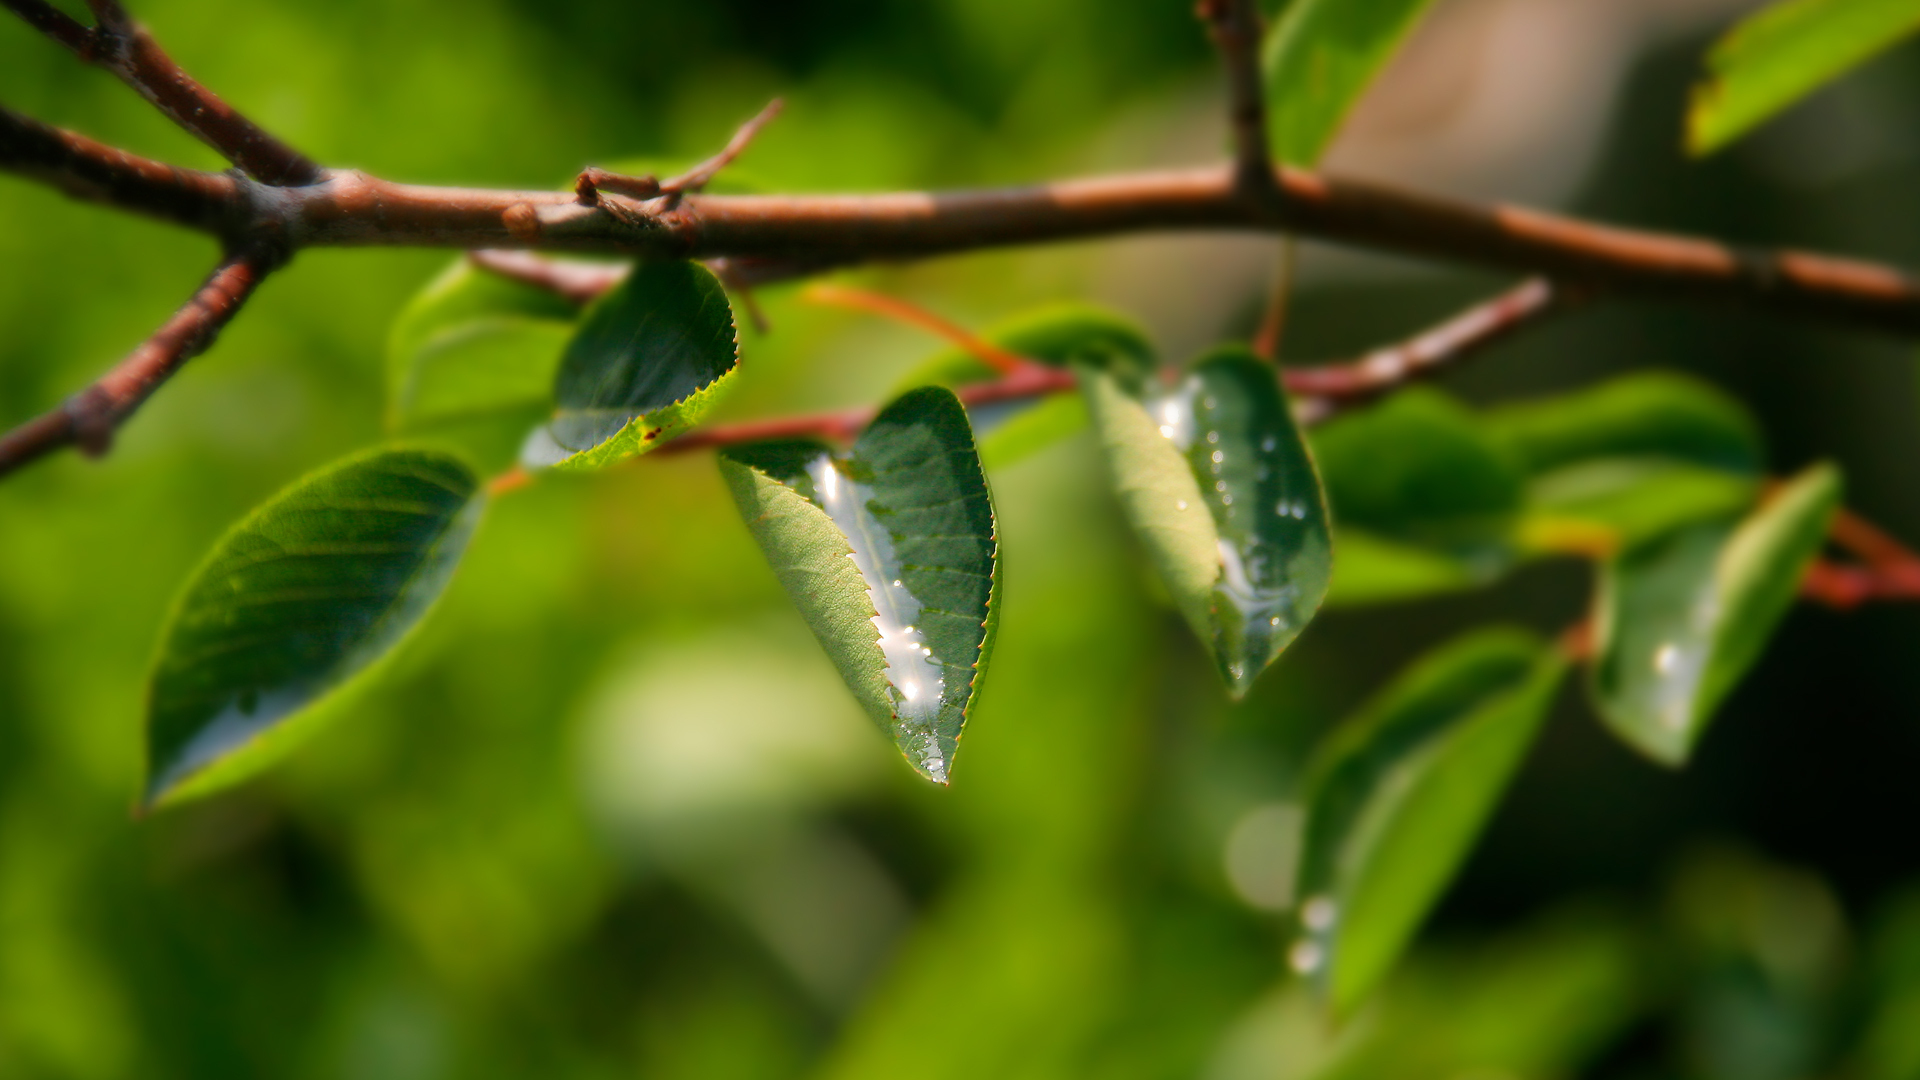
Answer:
0, 252, 273, 478
1198, 0, 1280, 209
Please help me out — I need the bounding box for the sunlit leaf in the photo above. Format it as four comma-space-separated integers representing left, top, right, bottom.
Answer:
1082, 345, 1332, 696
145, 448, 486, 810
892, 303, 1157, 469
1262, 0, 1447, 165
1591, 463, 1840, 766
1485, 372, 1764, 477
1292, 628, 1567, 1014
1524, 461, 1761, 552
719, 387, 998, 783
1325, 528, 1481, 607
1311, 388, 1524, 575
387, 258, 578, 471
1689, 0, 1920, 155
525, 260, 740, 471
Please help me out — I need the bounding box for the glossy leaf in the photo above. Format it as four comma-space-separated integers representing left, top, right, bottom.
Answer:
145, 448, 486, 809
1485, 372, 1764, 477
892, 304, 1157, 469
526, 260, 739, 471
1293, 628, 1567, 1014
1082, 345, 1332, 696
387, 258, 579, 470
1262, 0, 1446, 164
1689, 0, 1920, 155
719, 387, 999, 783
1591, 463, 1840, 766
1311, 388, 1524, 575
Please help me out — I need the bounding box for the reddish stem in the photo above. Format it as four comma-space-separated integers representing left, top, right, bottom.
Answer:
803, 284, 1033, 375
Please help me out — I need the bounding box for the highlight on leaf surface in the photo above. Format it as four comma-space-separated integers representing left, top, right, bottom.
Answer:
525, 260, 740, 471
145, 448, 486, 810
1291, 628, 1568, 1015
719, 386, 999, 784
1590, 462, 1841, 767
387, 258, 579, 472
1261, 0, 1447, 165
1688, 0, 1920, 155
1082, 344, 1332, 697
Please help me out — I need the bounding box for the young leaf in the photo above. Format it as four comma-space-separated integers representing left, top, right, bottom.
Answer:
145, 448, 486, 810
1311, 388, 1525, 575
1590, 463, 1841, 766
386, 258, 578, 471
525, 260, 740, 471
1082, 345, 1332, 696
1689, 0, 1920, 155
1293, 628, 1567, 1015
892, 303, 1157, 469
719, 387, 998, 784
1262, 0, 1447, 165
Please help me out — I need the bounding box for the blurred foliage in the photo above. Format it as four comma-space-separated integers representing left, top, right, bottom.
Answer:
7, 0, 1920, 1077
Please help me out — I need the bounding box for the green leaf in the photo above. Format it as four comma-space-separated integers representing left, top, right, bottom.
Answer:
145, 448, 486, 810
1485, 372, 1764, 477
1311, 388, 1524, 575
1262, 0, 1447, 165
1689, 0, 1920, 155
1082, 344, 1332, 696
891, 303, 1157, 469
1590, 463, 1840, 766
1325, 528, 1481, 607
387, 258, 579, 471
719, 387, 999, 783
1293, 628, 1567, 1014
527, 260, 740, 471
1524, 460, 1761, 551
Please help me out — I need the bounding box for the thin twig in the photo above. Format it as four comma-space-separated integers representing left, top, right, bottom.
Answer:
1251, 237, 1297, 360
0, 106, 241, 234
467, 250, 628, 306
1197, 0, 1281, 209
4, 0, 320, 184
1283, 277, 1563, 413
802, 284, 1033, 375
0, 252, 272, 477
1800, 558, 1920, 609
658, 364, 1076, 455
575, 99, 784, 206
1828, 505, 1920, 570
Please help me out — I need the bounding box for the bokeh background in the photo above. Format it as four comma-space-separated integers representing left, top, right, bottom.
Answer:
5, 0, 1920, 1076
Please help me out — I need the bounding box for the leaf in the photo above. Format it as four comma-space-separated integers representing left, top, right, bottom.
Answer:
1293, 628, 1567, 1014
145, 448, 486, 810
891, 303, 1157, 469
387, 258, 579, 471
525, 260, 740, 471
1310, 388, 1524, 575
1484, 372, 1764, 477
1689, 0, 1920, 155
1590, 462, 1840, 766
1262, 0, 1447, 165
1325, 528, 1481, 607
1082, 344, 1332, 696
719, 387, 999, 783
1523, 461, 1761, 551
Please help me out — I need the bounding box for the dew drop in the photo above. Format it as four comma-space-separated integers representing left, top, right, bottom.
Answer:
1261, 435, 1277, 452
1211, 450, 1225, 465
1177, 500, 1188, 510
1287, 940, 1324, 976
1301, 895, 1338, 932
1207, 431, 1220, 445
1158, 424, 1176, 439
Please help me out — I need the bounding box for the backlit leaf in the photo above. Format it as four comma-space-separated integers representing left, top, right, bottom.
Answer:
1590, 463, 1840, 766
525, 261, 740, 471
719, 387, 999, 783
1689, 0, 1920, 155
1262, 0, 1447, 165
1082, 345, 1332, 696
1293, 628, 1567, 1014
1485, 372, 1764, 477
387, 258, 578, 471
145, 448, 486, 810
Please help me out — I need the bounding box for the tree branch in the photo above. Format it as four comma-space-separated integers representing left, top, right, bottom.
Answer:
466, 250, 627, 306
1283, 277, 1564, 415
1197, 0, 1280, 208
4, 0, 321, 185
0, 252, 272, 478
0, 105, 241, 233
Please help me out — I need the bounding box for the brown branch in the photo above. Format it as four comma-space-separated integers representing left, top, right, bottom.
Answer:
658, 364, 1077, 456
1283, 277, 1562, 414
575, 99, 783, 205
0, 106, 241, 233
0, 252, 272, 478
1800, 558, 1920, 610
1197, 0, 1280, 208
466, 250, 627, 306
4, 0, 320, 184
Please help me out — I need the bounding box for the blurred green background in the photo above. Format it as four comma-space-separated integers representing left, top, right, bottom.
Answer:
6, 0, 1920, 1076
